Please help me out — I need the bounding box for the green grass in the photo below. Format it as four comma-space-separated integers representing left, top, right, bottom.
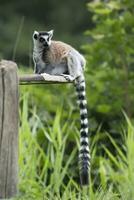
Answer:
13, 93, 134, 200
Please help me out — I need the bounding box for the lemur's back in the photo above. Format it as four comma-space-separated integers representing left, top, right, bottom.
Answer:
43, 40, 85, 68
42, 41, 72, 64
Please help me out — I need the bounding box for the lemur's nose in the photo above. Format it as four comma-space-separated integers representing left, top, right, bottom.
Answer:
44, 42, 49, 47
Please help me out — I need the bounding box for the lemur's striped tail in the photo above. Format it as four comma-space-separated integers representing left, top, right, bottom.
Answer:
75, 77, 90, 186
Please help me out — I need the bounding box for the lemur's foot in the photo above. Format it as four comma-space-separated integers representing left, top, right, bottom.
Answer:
41, 73, 50, 79
41, 73, 48, 76
61, 74, 75, 82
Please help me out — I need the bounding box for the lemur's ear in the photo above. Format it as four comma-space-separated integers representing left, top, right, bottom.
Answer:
48, 30, 54, 38
33, 30, 39, 40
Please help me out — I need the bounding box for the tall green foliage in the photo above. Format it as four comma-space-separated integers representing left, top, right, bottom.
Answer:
15, 93, 134, 199
84, 0, 134, 130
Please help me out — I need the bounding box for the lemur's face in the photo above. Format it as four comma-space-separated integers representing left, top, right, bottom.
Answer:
33, 30, 54, 48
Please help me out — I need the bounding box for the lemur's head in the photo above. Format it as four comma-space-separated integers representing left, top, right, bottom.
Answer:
33, 30, 54, 48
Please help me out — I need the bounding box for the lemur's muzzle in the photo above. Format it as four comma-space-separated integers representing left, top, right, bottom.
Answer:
44, 42, 49, 47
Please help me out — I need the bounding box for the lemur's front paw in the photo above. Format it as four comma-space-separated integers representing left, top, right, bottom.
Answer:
41, 73, 49, 79
61, 74, 75, 82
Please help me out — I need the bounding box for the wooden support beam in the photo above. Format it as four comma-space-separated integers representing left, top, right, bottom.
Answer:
0, 60, 18, 199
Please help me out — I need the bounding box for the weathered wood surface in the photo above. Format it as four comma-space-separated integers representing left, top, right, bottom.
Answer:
19, 73, 74, 85
0, 60, 19, 199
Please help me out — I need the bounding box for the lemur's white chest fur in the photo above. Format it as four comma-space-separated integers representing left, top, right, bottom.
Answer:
33, 45, 46, 71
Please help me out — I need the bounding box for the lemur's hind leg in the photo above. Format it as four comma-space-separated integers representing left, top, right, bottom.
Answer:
60, 50, 84, 82
66, 51, 84, 82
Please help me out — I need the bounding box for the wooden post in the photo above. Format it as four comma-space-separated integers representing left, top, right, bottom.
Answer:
0, 60, 18, 199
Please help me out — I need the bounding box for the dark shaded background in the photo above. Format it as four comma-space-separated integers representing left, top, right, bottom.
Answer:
0, 0, 91, 66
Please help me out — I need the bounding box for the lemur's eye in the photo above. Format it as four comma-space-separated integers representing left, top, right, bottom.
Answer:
39, 37, 45, 43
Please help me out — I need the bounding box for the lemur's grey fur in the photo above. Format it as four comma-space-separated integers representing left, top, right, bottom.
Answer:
33, 30, 90, 186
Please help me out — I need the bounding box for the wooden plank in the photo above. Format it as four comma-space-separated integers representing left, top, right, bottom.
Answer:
19, 73, 74, 85
0, 60, 19, 199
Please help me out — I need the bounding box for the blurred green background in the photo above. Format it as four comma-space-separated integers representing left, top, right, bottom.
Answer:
0, 0, 90, 66
1, 0, 134, 199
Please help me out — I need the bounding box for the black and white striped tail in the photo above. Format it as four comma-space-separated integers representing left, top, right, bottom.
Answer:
75, 77, 90, 186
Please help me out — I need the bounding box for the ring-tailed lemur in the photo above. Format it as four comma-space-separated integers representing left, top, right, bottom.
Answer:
32, 30, 90, 186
